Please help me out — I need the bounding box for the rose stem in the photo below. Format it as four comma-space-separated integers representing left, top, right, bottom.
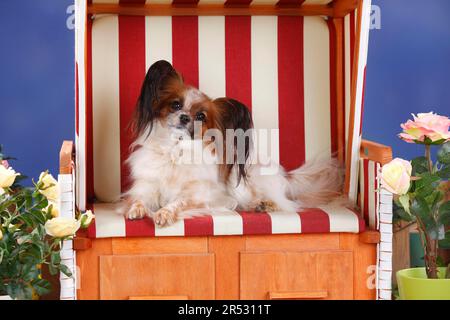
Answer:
425, 144, 433, 173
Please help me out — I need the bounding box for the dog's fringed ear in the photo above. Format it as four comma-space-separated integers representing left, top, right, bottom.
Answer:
133, 60, 182, 136
213, 97, 253, 185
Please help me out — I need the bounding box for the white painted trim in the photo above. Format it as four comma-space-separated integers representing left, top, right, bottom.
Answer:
58, 173, 77, 300
348, 0, 372, 203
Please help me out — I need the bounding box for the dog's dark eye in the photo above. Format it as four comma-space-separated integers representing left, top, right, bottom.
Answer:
195, 112, 206, 122
171, 101, 182, 110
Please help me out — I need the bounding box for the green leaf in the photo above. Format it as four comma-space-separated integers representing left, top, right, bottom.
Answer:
411, 196, 431, 216
394, 206, 415, 222
30, 209, 46, 225
59, 264, 72, 278
411, 196, 435, 232
399, 194, 411, 214
428, 190, 444, 212
411, 156, 429, 175
439, 201, 450, 226
27, 244, 43, 260
6, 282, 33, 300
414, 173, 441, 198
437, 142, 450, 164
22, 265, 40, 282
16, 214, 33, 227
31, 279, 51, 297
48, 262, 58, 276
51, 251, 61, 265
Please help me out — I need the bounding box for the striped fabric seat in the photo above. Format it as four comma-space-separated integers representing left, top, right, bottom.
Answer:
86, 203, 365, 238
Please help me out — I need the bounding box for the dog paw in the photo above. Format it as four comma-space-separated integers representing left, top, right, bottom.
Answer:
154, 208, 177, 227
125, 201, 149, 220
255, 200, 279, 212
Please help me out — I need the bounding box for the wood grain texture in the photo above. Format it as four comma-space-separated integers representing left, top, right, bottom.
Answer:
245, 234, 340, 251
77, 233, 378, 300
360, 139, 393, 165
129, 295, 188, 300
332, 0, 359, 18
340, 233, 376, 299
99, 254, 215, 300
240, 250, 353, 300
59, 140, 74, 174
76, 238, 112, 300
359, 230, 381, 244
73, 237, 92, 250
112, 237, 208, 255
269, 290, 328, 300
88, 3, 334, 16
208, 236, 245, 299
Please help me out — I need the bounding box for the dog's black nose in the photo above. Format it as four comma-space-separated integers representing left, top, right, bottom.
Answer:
179, 114, 190, 125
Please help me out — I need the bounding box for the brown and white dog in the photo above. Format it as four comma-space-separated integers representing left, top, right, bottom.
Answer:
123, 60, 344, 227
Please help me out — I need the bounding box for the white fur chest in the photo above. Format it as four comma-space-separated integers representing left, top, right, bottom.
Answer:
128, 137, 220, 208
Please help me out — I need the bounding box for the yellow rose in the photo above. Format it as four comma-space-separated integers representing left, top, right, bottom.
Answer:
380, 158, 412, 195
80, 210, 95, 228
0, 229, 3, 240
44, 217, 80, 238
38, 172, 59, 201
0, 165, 20, 190
45, 201, 60, 218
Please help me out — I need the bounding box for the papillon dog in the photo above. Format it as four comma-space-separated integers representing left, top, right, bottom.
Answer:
123, 60, 345, 226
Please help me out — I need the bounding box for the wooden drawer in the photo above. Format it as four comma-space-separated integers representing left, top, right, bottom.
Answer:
240, 250, 353, 300
99, 253, 215, 300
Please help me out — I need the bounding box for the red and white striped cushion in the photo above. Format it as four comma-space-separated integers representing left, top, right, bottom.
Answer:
86, 203, 365, 238
80, 13, 356, 204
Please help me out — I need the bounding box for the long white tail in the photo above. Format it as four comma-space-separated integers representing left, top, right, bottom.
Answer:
287, 158, 346, 208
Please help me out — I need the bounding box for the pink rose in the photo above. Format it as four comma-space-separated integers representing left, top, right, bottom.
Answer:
1, 160, 8, 169
380, 158, 412, 195
399, 112, 450, 144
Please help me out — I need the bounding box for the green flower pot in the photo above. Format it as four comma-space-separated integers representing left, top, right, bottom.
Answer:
397, 267, 450, 300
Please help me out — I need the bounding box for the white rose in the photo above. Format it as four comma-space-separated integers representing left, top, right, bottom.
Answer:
80, 210, 95, 228
0, 165, 20, 190
45, 201, 60, 218
380, 158, 412, 195
45, 217, 80, 238
38, 172, 59, 201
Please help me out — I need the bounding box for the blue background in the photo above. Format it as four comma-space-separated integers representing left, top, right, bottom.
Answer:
0, 0, 74, 182
0, 0, 449, 183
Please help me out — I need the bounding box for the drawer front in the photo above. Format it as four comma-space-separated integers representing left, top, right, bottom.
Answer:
99, 254, 215, 300
240, 251, 353, 300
